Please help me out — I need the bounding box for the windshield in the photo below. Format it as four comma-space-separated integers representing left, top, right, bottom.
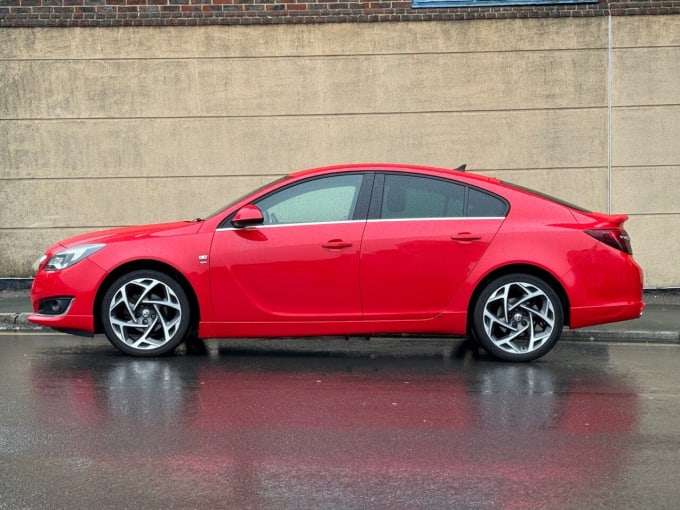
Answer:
202, 176, 288, 220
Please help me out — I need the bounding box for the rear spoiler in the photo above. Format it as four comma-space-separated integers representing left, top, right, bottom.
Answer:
587, 212, 629, 228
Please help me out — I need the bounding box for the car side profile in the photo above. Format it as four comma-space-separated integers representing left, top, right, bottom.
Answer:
29, 164, 644, 361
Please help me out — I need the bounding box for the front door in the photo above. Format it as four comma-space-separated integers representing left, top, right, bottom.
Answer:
209, 173, 368, 322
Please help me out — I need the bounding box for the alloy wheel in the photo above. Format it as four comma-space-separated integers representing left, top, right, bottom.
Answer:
481, 281, 556, 356
107, 277, 184, 351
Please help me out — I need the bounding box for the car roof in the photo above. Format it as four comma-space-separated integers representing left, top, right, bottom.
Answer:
288, 163, 501, 186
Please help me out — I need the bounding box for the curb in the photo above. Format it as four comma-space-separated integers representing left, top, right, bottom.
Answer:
0, 278, 33, 292
0, 312, 45, 332
561, 328, 680, 343
2, 311, 678, 344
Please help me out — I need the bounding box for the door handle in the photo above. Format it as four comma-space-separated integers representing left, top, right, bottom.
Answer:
322, 239, 353, 249
451, 232, 481, 242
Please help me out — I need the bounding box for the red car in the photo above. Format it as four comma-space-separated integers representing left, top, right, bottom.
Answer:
29, 164, 644, 361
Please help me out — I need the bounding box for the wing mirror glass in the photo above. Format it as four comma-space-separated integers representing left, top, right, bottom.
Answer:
232, 205, 264, 228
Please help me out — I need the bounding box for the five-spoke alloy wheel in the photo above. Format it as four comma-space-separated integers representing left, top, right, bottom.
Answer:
472, 274, 564, 362
101, 270, 191, 356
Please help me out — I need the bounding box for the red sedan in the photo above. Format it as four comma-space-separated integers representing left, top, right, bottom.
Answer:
29, 164, 644, 361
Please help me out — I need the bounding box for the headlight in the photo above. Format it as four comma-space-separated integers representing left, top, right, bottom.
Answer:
32, 254, 48, 273
44, 244, 105, 271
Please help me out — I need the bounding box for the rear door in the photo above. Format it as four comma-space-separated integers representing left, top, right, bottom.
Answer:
360, 173, 506, 320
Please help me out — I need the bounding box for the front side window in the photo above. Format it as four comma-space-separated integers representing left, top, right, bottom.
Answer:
255, 174, 363, 225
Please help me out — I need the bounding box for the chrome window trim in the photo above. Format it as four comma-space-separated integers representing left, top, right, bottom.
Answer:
216, 216, 504, 231
216, 220, 366, 232
367, 217, 506, 223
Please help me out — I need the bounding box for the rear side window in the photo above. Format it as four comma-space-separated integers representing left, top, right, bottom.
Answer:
467, 187, 508, 217
379, 174, 508, 219
382, 174, 465, 219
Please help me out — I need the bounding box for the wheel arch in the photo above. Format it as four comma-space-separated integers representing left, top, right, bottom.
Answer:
93, 260, 200, 334
466, 264, 571, 334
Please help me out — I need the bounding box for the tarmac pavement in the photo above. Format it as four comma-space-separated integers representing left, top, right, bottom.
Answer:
1, 286, 678, 342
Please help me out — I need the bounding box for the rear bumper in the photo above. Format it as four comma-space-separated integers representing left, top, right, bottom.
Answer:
568, 252, 644, 329
570, 300, 645, 330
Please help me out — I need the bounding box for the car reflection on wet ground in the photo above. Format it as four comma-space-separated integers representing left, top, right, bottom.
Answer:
1, 333, 679, 509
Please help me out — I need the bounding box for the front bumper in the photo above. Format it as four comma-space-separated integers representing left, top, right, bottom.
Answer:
28, 259, 106, 334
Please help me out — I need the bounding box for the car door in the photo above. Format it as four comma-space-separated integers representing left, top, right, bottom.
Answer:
360, 173, 507, 320
209, 173, 370, 323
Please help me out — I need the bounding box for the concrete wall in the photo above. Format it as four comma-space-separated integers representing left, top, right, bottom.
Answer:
1, 16, 678, 287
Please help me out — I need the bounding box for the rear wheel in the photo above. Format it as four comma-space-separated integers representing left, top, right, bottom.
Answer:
472, 274, 563, 362
101, 270, 191, 356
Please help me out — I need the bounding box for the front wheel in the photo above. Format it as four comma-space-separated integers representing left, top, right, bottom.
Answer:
101, 270, 191, 356
471, 274, 563, 362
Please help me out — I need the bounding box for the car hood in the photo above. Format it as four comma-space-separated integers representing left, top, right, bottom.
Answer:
53, 221, 204, 250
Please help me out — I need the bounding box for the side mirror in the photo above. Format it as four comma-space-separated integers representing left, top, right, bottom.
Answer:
231, 205, 264, 228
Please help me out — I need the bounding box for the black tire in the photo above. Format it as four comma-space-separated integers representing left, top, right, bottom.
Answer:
101, 270, 191, 356
471, 273, 563, 362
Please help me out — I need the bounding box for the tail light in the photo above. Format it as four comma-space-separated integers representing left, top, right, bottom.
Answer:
585, 228, 633, 255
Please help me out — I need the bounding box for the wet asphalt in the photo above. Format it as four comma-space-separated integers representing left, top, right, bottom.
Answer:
1, 333, 679, 509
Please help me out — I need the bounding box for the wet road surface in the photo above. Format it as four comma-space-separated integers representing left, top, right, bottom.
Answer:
1, 333, 679, 509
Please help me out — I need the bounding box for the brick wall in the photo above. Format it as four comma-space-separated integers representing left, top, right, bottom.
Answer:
1, 0, 679, 26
